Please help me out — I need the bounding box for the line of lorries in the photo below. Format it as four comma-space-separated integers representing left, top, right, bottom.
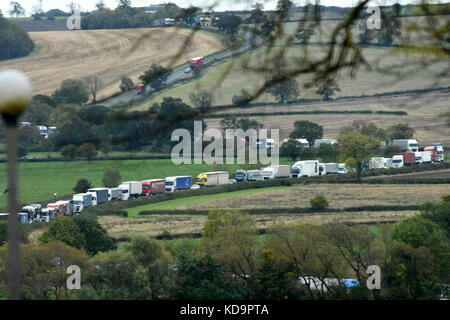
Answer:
9, 140, 445, 224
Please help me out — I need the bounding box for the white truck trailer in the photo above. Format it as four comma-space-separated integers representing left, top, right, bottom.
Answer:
393, 139, 419, 152
292, 160, 319, 178
261, 165, 291, 180
118, 181, 142, 200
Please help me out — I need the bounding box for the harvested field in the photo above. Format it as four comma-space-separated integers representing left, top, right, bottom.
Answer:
177, 184, 449, 211
0, 28, 224, 101
98, 210, 419, 239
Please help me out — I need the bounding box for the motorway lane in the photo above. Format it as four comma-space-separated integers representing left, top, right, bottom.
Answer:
101, 30, 262, 108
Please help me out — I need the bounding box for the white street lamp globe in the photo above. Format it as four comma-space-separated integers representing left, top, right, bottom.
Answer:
0, 70, 33, 116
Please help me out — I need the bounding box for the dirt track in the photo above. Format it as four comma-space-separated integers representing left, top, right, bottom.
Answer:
0, 28, 224, 101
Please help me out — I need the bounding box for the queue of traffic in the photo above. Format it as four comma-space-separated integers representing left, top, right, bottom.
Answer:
7, 139, 445, 224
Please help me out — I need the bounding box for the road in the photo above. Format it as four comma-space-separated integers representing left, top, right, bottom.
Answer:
101, 29, 262, 108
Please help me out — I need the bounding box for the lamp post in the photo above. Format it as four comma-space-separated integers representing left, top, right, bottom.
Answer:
0, 70, 32, 300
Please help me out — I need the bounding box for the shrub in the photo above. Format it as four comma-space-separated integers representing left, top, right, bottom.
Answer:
74, 179, 92, 193
310, 194, 329, 210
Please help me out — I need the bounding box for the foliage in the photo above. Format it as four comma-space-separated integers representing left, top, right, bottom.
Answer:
315, 79, 341, 100
387, 123, 415, 140
280, 139, 303, 161
339, 133, 381, 180
0, 241, 89, 300
139, 64, 171, 91
189, 90, 212, 109
318, 143, 340, 162
83, 76, 104, 103
203, 210, 256, 239
100, 140, 112, 158
120, 76, 134, 92
340, 120, 388, 141
39, 217, 86, 250
73, 216, 116, 256
61, 144, 77, 161
102, 167, 121, 188
73, 179, 93, 193
267, 78, 300, 104
52, 79, 89, 105
232, 89, 252, 107
310, 194, 329, 210
76, 143, 98, 161
0, 8, 34, 61
289, 120, 323, 146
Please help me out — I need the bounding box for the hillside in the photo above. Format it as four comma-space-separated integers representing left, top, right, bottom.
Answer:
0, 28, 225, 101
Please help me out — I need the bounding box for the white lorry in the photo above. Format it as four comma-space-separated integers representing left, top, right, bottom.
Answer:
261, 165, 291, 180
118, 181, 142, 200
324, 163, 338, 174
108, 188, 123, 201
282, 138, 309, 148
337, 163, 348, 174
246, 170, 263, 181
393, 139, 419, 152
392, 155, 404, 168
292, 160, 319, 178
369, 157, 386, 169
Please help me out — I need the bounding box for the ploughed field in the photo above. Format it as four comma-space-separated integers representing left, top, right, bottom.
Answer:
0, 28, 224, 101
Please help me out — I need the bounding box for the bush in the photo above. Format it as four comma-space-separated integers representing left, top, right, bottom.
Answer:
0, 16, 35, 60
102, 168, 121, 188
73, 179, 92, 193
310, 194, 329, 210
155, 230, 173, 240
61, 144, 77, 160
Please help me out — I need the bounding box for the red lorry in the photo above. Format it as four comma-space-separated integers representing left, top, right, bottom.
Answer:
398, 152, 416, 166
142, 179, 166, 196
137, 84, 146, 95
189, 57, 204, 70
424, 146, 438, 163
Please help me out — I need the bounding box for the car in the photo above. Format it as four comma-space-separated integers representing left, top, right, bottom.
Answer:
190, 184, 200, 190
228, 179, 237, 184
184, 67, 191, 73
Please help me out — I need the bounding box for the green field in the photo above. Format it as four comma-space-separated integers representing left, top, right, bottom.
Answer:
125, 185, 303, 217
0, 158, 292, 210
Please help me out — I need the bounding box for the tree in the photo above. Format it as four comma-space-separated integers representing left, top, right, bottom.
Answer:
127, 236, 171, 299
289, 120, 323, 146
76, 143, 98, 161
102, 167, 121, 188
216, 15, 242, 36
341, 120, 388, 141
189, 90, 212, 109
232, 89, 252, 107
246, 3, 268, 24
315, 79, 341, 101
318, 143, 340, 162
52, 79, 89, 105
339, 133, 381, 180
420, 197, 450, 240
388, 123, 415, 140
39, 217, 86, 250
267, 78, 300, 104
84, 76, 104, 103
236, 118, 263, 131
100, 140, 112, 158
73, 179, 93, 193
119, 76, 134, 92
21, 101, 53, 126
117, 0, 131, 8
84, 250, 150, 299
73, 216, 116, 256
280, 139, 303, 160
139, 64, 171, 91
9, 1, 25, 18
40, 139, 54, 155
61, 144, 77, 161
0, 13, 34, 60
0, 241, 89, 300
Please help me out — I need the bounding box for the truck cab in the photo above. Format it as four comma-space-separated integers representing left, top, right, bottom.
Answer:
337, 163, 347, 174
431, 143, 444, 162
234, 170, 247, 182
414, 152, 423, 164
392, 155, 404, 168
247, 170, 263, 181
291, 166, 300, 178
